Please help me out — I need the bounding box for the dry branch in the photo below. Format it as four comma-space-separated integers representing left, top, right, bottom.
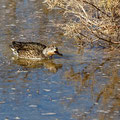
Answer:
44, 0, 120, 48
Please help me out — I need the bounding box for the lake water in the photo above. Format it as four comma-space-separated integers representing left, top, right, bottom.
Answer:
0, 0, 120, 120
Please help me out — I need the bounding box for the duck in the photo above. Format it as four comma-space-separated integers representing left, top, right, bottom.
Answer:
10, 41, 63, 60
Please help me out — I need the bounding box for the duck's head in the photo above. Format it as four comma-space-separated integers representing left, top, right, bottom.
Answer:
43, 45, 63, 57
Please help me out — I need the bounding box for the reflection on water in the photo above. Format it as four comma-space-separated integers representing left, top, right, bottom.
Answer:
13, 58, 62, 73
0, 0, 120, 120
63, 52, 120, 120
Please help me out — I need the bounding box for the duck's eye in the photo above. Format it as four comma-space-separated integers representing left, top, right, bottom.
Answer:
55, 48, 58, 51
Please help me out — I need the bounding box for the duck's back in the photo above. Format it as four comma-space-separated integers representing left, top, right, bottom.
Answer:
10, 41, 47, 59
12, 41, 46, 51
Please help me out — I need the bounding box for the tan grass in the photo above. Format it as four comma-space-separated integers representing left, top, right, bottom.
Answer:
44, 0, 120, 48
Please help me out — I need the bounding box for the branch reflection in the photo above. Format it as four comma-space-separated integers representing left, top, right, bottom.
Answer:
63, 51, 120, 120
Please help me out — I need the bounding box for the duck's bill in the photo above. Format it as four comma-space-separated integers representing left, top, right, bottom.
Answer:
55, 51, 63, 56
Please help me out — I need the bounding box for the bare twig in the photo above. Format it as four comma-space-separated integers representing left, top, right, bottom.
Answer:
83, 0, 111, 17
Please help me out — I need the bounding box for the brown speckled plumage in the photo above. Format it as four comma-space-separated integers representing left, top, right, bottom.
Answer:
10, 41, 62, 60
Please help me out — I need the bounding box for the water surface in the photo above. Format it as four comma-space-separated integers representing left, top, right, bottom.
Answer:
0, 0, 120, 120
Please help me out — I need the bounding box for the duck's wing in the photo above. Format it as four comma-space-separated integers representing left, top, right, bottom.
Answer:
11, 41, 46, 51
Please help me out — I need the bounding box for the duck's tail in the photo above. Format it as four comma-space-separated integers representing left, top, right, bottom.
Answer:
10, 42, 18, 56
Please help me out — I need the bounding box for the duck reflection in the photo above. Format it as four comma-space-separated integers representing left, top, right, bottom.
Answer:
12, 57, 62, 73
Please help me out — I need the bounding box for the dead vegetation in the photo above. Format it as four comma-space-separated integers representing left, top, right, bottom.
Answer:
44, 0, 120, 49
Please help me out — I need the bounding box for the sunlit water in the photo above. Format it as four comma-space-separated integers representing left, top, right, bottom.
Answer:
0, 0, 120, 120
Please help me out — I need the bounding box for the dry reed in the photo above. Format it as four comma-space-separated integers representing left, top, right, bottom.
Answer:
44, 0, 120, 49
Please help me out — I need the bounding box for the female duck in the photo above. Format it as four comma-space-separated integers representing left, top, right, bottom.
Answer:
10, 41, 63, 60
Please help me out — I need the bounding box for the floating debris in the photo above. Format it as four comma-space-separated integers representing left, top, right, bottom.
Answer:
11, 88, 16, 90
14, 117, 21, 120
97, 110, 110, 114
28, 94, 32, 97
41, 113, 56, 115
0, 101, 5, 104
16, 70, 28, 73
2, 5, 6, 8
29, 105, 37, 108
43, 89, 51, 92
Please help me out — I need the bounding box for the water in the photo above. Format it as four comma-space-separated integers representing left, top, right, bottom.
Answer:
0, 0, 120, 120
